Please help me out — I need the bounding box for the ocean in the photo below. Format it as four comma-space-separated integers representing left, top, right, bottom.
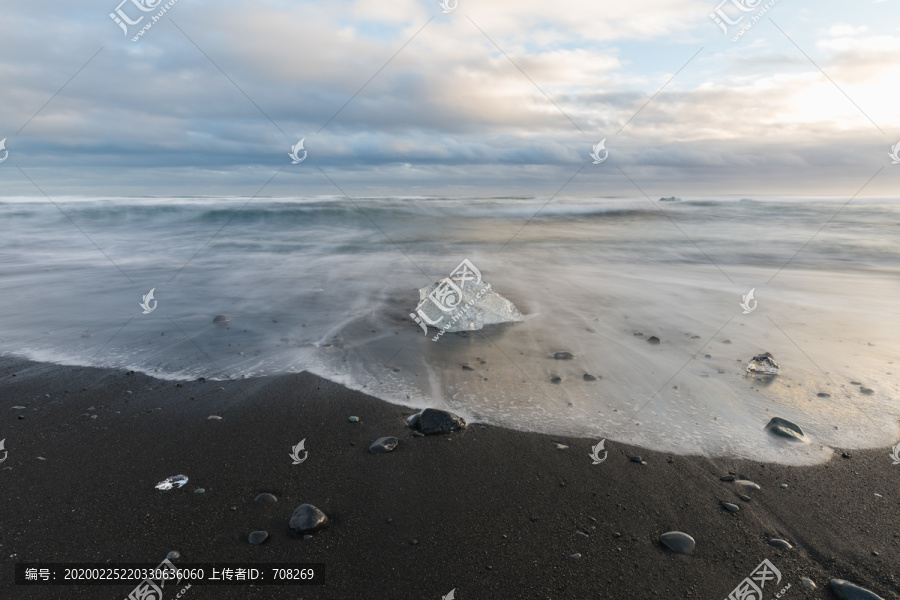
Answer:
1, 195, 898, 465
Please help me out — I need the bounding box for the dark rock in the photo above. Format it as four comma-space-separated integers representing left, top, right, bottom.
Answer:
660, 531, 695, 555
553, 352, 575, 360
722, 502, 740, 512
550, 376, 562, 384
842, 452, 852, 459
369, 436, 399, 453
829, 579, 885, 600
254, 493, 277, 504
583, 373, 598, 381
462, 365, 474, 371
860, 387, 874, 395
213, 315, 230, 324
647, 336, 661, 345
747, 352, 779, 375
629, 456, 642, 463
720, 474, 735, 481
769, 539, 792, 549
817, 392, 830, 398
417, 408, 466, 435
739, 495, 751, 502
166, 551, 180, 560
248, 531, 268, 545
289, 504, 328, 533
765, 417, 808, 443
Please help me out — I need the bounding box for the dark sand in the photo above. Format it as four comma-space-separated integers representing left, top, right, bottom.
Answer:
0, 355, 898, 599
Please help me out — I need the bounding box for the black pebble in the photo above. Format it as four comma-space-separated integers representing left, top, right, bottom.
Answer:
550, 376, 562, 384
583, 374, 598, 381
647, 336, 660, 345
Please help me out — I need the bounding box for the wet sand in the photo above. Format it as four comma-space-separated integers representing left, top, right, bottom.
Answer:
0, 355, 897, 599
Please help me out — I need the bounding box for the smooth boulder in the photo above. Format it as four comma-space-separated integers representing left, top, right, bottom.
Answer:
289, 504, 328, 533
416, 408, 466, 435
829, 579, 885, 600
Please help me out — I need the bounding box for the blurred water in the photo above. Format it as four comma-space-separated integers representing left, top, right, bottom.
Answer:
1, 195, 898, 464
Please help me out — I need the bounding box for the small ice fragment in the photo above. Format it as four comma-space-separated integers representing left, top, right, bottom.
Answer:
747, 352, 779, 375
155, 474, 189, 490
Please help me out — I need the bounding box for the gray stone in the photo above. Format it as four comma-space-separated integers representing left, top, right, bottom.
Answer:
289, 504, 328, 533
769, 539, 792, 549
735, 480, 760, 490
369, 437, 399, 453
829, 579, 885, 600
415, 277, 524, 333
629, 456, 642, 463
417, 408, 466, 435
720, 474, 735, 482
660, 531, 695, 555
348, 415, 360, 422
739, 495, 751, 502
659, 197, 681, 202
248, 531, 268, 545
765, 417, 809, 443
406, 413, 420, 428
747, 352, 779, 375
254, 493, 277, 504
801, 577, 816, 590
569, 553, 582, 560
553, 352, 575, 360
647, 336, 661, 344
860, 387, 874, 395
166, 551, 180, 560
722, 502, 740, 512
550, 376, 562, 384
583, 373, 598, 381
213, 315, 230, 324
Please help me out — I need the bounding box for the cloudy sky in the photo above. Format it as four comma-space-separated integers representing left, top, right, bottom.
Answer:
1, 0, 898, 198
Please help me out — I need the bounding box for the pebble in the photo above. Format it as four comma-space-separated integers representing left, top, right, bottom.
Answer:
780, 483, 788, 488
659, 531, 695, 555
583, 373, 598, 381
554, 443, 569, 450
461, 365, 474, 371
11, 406, 25, 410
720, 474, 735, 481
553, 352, 575, 360
248, 531, 268, 545
254, 493, 278, 503
739, 495, 751, 502
735, 480, 761, 490
194, 488, 205, 494
213, 315, 230, 323
166, 551, 180, 560
629, 456, 642, 463
369, 437, 399, 453
801, 577, 816, 590
768, 539, 792, 549
207, 415, 222, 420
842, 452, 852, 459
817, 392, 831, 398
550, 376, 562, 383
410, 539, 418, 545
416, 408, 466, 435
849, 381, 862, 385
303, 534, 313, 540
765, 417, 808, 443
569, 553, 581, 560
722, 502, 740, 512
647, 336, 661, 345
289, 504, 329, 533
829, 579, 886, 600
348, 416, 360, 422
860, 387, 874, 395
575, 531, 589, 538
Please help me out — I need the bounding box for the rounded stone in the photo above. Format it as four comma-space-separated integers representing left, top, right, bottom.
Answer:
769, 539, 792, 549
660, 531, 695, 555
348, 416, 360, 422
417, 408, 466, 435
829, 579, 885, 600
166, 551, 180, 560
550, 376, 562, 384
289, 504, 328, 533
569, 553, 581, 559
629, 456, 642, 463
647, 336, 661, 344
254, 493, 278, 503
369, 436, 399, 453
765, 417, 809, 443
720, 474, 735, 482
722, 502, 740, 513
553, 352, 575, 360
735, 480, 760, 490
213, 315, 230, 324
801, 577, 816, 590
248, 531, 268, 545
194, 488, 205, 494
583, 373, 598, 381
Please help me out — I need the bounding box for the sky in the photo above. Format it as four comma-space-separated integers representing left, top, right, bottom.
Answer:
1, 0, 899, 198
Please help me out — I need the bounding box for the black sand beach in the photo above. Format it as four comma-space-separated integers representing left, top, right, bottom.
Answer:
1, 355, 898, 599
